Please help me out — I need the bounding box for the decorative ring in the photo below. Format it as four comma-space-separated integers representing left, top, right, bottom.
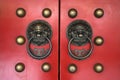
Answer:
27, 37, 52, 60
68, 36, 94, 60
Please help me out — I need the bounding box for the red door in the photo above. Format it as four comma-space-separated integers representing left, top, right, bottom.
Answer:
60, 0, 120, 80
0, 0, 120, 80
0, 0, 58, 80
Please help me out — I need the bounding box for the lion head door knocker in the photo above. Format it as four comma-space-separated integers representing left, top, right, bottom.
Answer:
26, 20, 52, 59
67, 20, 94, 60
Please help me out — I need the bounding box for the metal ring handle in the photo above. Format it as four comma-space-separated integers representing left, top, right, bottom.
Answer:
27, 37, 52, 60
68, 36, 94, 60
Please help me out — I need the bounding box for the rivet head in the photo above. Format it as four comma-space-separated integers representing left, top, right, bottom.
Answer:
16, 36, 26, 45
15, 63, 25, 72
94, 8, 104, 18
94, 36, 104, 46
68, 64, 77, 73
16, 8, 26, 17
94, 63, 104, 73
42, 63, 51, 72
42, 8, 52, 18
68, 8, 77, 18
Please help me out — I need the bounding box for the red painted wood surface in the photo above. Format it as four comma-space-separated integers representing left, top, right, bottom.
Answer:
0, 0, 120, 80
0, 0, 58, 80
60, 0, 120, 80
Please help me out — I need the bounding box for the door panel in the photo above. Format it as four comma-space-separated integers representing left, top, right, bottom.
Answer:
60, 0, 120, 80
0, 0, 58, 80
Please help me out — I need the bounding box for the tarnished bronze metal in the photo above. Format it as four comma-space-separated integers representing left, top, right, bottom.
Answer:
67, 20, 92, 46
41, 62, 51, 72
15, 63, 25, 72
42, 8, 52, 18
94, 63, 104, 73
94, 36, 104, 46
16, 8, 26, 17
35, 24, 42, 32
94, 8, 104, 18
68, 8, 77, 18
27, 20, 52, 46
68, 64, 77, 73
16, 36, 26, 45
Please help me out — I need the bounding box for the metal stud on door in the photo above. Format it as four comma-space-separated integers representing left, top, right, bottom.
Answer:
0, 0, 58, 80
60, 0, 120, 80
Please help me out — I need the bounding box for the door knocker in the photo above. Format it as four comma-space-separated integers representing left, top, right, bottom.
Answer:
67, 20, 93, 60
26, 20, 52, 59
